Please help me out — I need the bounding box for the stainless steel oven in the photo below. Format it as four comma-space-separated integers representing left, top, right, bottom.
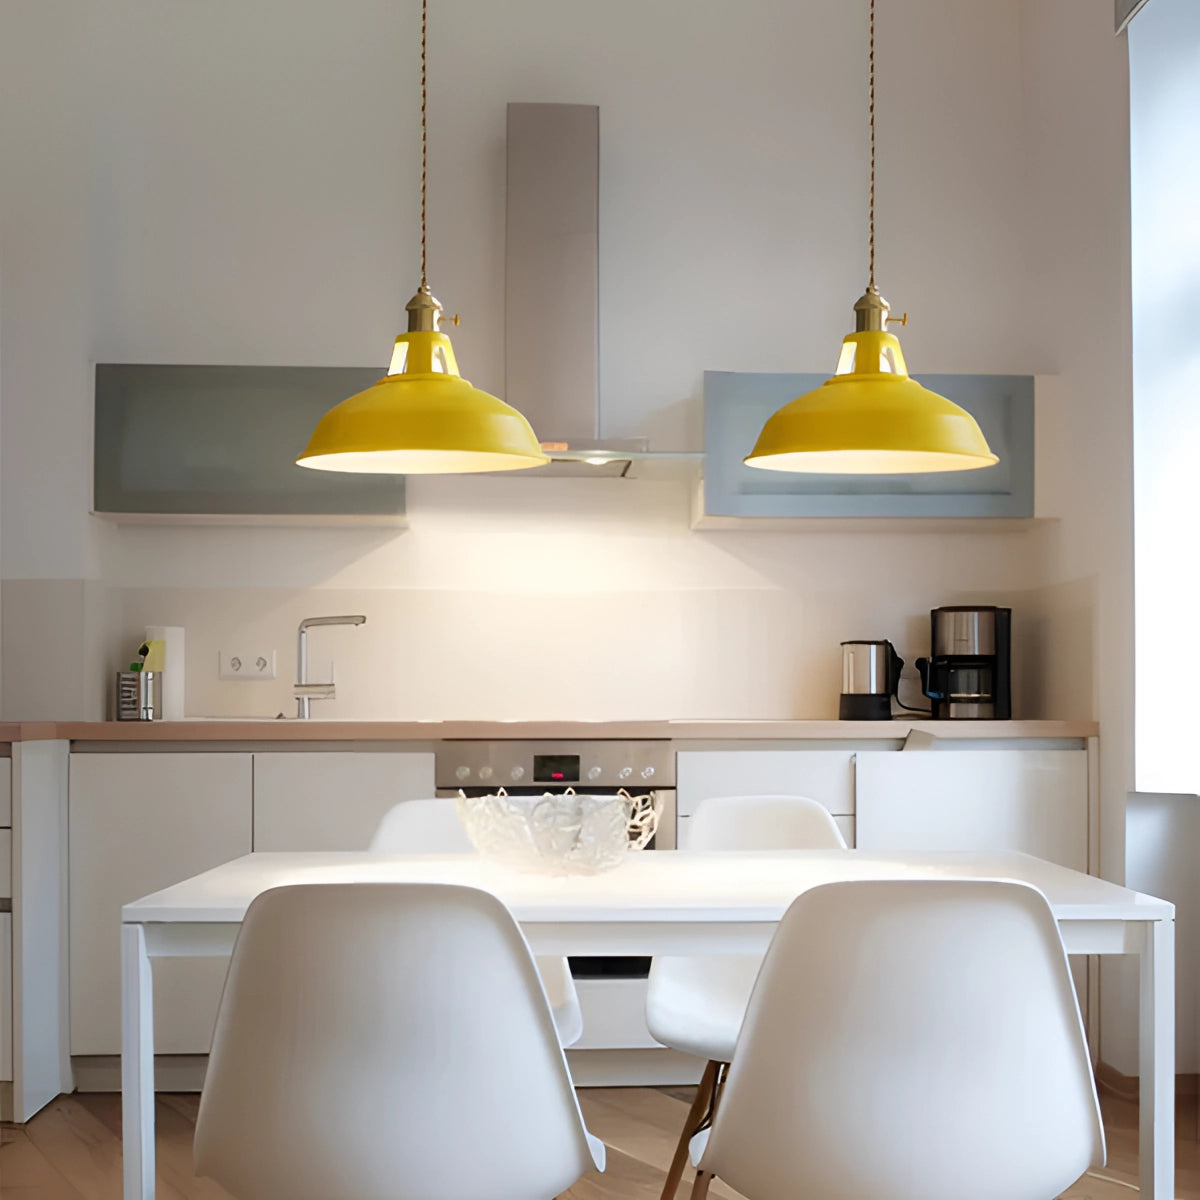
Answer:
435, 740, 676, 982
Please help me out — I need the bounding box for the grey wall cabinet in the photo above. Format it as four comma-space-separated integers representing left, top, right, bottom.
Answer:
94, 364, 406, 523
701, 371, 1034, 520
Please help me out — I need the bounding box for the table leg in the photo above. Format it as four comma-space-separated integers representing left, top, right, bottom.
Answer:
122, 924, 156, 1200
1139, 917, 1175, 1200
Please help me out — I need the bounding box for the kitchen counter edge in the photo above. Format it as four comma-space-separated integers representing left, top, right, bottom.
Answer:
0, 719, 1099, 743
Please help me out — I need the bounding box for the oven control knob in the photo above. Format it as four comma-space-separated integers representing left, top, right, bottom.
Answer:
587, 765, 602, 782
640, 766, 656, 780
478, 765, 494, 782
455, 765, 471, 781
511, 765, 526, 782
618, 766, 633, 780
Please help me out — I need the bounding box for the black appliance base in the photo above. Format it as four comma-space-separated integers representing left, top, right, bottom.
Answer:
839, 693, 892, 720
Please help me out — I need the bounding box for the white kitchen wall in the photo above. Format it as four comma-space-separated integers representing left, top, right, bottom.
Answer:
1017, 1, 1137, 1071
0, 0, 1135, 1053
0, 0, 1050, 709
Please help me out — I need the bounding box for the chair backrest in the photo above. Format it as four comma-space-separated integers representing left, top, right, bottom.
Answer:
369, 796, 474, 853
685, 794, 846, 851
194, 883, 595, 1200
699, 879, 1104, 1200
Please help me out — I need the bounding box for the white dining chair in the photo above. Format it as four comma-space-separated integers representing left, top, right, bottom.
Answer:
194, 882, 605, 1200
688, 878, 1104, 1200
647, 794, 846, 1200
370, 795, 477, 853
369, 797, 584, 1047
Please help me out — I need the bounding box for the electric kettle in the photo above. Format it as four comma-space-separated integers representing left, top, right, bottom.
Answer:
839, 640, 903, 720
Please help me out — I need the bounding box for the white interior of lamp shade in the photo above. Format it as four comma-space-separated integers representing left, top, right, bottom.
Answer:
835, 343, 899, 375
744, 448, 999, 474
387, 345, 452, 375
296, 448, 549, 474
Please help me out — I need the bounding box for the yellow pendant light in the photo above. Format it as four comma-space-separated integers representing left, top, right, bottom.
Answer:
297, 0, 547, 474
745, 0, 997, 475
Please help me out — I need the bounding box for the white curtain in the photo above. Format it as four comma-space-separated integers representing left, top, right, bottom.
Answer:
1130, 0, 1200, 793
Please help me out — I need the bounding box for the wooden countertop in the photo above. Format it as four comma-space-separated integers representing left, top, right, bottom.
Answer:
0, 718, 1099, 743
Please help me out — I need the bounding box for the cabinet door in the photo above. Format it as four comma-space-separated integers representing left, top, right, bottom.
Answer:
703, 371, 1034, 519
253, 752, 436, 850
69, 753, 252, 1055
854, 749, 1088, 869
94, 364, 406, 520
676, 750, 856, 846
676, 751, 856, 818
0, 759, 11, 825
676, 812, 854, 849
1, 913, 11, 1082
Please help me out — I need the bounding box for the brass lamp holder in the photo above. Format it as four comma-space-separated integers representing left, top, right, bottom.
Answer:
405, 284, 460, 333
853, 285, 908, 333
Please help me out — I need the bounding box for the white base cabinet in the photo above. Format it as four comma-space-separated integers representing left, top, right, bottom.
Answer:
68, 748, 436, 1067
68, 753, 252, 1055
1, 760, 10, 1081
63, 739, 1093, 1090
1, 765, 10, 1081
855, 749, 1088, 869
677, 750, 856, 845
854, 746, 1092, 1027
252, 752, 435, 850
1, 913, 11, 1082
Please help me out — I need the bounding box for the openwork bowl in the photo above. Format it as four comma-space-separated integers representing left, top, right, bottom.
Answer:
455, 787, 660, 876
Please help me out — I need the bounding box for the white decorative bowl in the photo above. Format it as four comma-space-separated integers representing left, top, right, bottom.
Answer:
456, 788, 660, 876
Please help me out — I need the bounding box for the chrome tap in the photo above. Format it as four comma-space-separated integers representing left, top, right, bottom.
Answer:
295, 615, 366, 718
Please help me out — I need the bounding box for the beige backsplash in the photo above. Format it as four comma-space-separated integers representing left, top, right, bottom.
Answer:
104, 580, 1083, 724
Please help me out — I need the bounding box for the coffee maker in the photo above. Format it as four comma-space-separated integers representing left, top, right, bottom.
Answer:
915, 606, 1011, 719
839, 640, 903, 720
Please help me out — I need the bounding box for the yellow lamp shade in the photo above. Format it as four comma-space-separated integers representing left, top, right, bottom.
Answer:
297, 326, 548, 474
745, 329, 998, 474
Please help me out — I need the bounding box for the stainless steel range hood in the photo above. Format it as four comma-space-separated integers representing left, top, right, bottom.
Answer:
505, 103, 696, 475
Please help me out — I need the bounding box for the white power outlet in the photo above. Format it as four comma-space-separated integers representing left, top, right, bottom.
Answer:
218, 650, 277, 681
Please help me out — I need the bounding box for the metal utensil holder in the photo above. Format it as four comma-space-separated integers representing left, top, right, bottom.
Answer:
116, 671, 162, 721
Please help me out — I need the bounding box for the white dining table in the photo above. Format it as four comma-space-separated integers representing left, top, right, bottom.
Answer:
121, 849, 1175, 1200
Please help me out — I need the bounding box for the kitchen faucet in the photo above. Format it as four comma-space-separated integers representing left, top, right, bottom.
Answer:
295, 615, 366, 718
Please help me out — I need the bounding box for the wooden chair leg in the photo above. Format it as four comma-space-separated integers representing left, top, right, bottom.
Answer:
709, 1060, 729, 1118
659, 1059, 720, 1200
690, 1169, 714, 1200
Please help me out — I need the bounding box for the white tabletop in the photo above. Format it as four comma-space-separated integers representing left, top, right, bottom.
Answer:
122, 849, 1173, 925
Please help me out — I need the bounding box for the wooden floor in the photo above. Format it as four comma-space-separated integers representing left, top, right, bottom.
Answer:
2, 1087, 1198, 1199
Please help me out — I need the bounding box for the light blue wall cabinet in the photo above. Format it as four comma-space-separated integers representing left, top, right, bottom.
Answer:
701, 371, 1034, 520
93, 365, 406, 523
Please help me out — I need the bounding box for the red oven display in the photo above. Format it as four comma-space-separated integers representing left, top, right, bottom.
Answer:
533, 754, 580, 783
